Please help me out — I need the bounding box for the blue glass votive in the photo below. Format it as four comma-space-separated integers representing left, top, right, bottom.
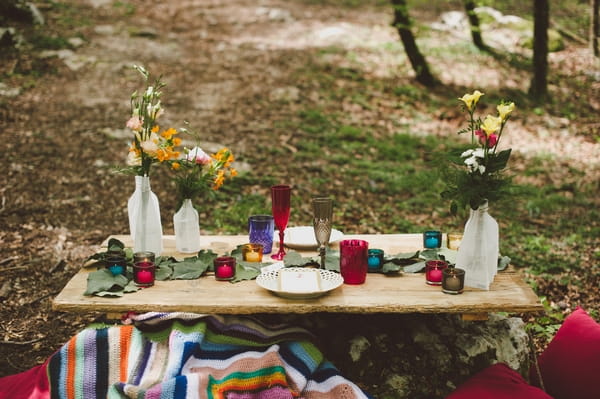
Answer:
106, 255, 126, 276
248, 215, 274, 254
367, 249, 384, 271
423, 230, 442, 249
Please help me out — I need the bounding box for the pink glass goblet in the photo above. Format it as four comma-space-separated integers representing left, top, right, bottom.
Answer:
271, 185, 291, 260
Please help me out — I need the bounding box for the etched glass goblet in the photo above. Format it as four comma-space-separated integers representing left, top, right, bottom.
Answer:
312, 197, 333, 269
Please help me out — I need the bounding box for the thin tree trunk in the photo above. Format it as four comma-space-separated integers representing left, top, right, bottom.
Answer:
391, 0, 438, 87
592, 0, 599, 57
464, 0, 486, 50
529, 0, 549, 101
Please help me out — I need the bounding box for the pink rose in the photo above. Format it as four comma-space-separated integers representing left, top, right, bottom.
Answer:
126, 116, 143, 131
187, 147, 211, 165
487, 133, 498, 147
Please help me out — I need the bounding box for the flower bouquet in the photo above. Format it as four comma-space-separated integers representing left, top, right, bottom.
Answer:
169, 128, 237, 252
441, 90, 515, 290
123, 65, 181, 255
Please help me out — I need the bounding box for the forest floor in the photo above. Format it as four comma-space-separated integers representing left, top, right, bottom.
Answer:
1, 0, 599, 387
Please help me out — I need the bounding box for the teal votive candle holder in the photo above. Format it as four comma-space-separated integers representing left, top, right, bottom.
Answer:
423, 230, 442, 249
367, 249, 384, 272
105, 255, 126, 276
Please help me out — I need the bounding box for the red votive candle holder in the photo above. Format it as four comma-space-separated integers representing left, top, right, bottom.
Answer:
133, 261, 155, 287
340, 239, 369, 284
425, 260, 448, 286
214, 256, 236, 281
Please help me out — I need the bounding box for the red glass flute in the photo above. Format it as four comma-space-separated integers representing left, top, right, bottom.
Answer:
271, 185, 291, 260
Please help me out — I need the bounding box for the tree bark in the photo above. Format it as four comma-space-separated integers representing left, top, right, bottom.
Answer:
592, 0, 599, 57
529, 0, 549, 101
391, 0, 438, 87
464, 0, 486, 50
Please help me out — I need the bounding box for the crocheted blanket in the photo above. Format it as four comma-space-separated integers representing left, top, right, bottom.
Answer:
0, 313, 369, 399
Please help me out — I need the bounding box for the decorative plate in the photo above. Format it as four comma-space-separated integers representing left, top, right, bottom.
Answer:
274, 226, 344, 249
256, 267, 344, 299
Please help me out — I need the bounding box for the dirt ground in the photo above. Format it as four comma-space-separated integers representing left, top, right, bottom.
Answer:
1, 0, 599, 383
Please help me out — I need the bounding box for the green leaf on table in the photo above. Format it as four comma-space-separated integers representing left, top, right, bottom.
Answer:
171, 256, 211, 279
230, 263, 261, 283
403, 261, 426, 273
84, 269, 129, 296
498, 255, 511, 271
123, 279, 140, 293
155, 266, 173, 281
94, 290, 124, 297
283, 251, 307, 266
107, 238, 125, 251
419, 249, 440, 260
381, 262, 402, 274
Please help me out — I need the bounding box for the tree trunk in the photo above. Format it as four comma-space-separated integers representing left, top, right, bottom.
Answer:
391, 0, 438, 87
529, 0, 549, 101
592, 0, 599, 57
464, 0, 486, 50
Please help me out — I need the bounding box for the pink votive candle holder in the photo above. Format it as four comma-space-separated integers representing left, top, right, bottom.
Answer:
214, 256, 236, 281
425, 260, 448, 286
339, 239, 369, 285
133, 261, 155, 287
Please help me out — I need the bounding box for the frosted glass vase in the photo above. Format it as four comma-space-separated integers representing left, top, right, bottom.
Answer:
127, 175, 163, 255
173, 198, 201, 253
455, 201, 499, 290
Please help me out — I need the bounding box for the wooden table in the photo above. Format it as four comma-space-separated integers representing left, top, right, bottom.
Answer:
52, 234, 543, 320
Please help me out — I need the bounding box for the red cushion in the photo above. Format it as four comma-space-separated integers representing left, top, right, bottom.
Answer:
0, 359, 50, 399
447, 363, 552, 399
531, 307, 600, 399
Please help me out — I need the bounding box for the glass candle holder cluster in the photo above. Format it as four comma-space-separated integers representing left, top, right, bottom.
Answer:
133, 251, 156, 287
423, 230, 442, 249
214, 256, 236, 281
242, 243, 264, 262
367, 249, 384, 272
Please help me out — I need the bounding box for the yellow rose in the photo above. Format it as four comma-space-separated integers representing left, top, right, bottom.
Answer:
497, 102, 515, 122
458, 90, 484, 111
481, 115, 502, 136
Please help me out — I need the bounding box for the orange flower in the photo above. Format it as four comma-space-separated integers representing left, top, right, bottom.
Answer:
173, 137, 182, 146
171, 162, 180, 170
213, 170, 225, 190
151, 125, 160, 133
230, 168, 238, 177
161, 127, 178, 140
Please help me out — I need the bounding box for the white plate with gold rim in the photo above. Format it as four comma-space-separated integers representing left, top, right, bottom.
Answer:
256, 267, 343, 299
273, 226, 344, 250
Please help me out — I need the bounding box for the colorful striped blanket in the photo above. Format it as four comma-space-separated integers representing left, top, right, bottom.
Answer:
0, 313, 370, 399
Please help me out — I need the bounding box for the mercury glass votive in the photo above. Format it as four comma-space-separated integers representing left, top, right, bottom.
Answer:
214, 256, 236, 281
242, 243, 264, 262
442, 267, 465, 294
423, 230, 442, 249
425, 260, 448, 285
367, 249, 384, 272
447, 232, 463, 250
133, 261, 155, 287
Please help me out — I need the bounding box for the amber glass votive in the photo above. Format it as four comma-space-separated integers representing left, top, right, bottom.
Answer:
447, 233, 463, 250
425, 260, 448, 285
423, 231, 442, 249
442, 267, 465, 294
367, 249, 384, 272
242, 243, 264, 262
214, 256, 236, 281
133, 261, 155, 287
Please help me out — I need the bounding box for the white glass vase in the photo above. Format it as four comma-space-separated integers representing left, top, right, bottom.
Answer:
173, 198, 201, 253
127, 175, 163, 255
455, 201, 499, 290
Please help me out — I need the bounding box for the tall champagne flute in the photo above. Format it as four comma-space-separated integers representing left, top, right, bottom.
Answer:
271, 185, 291, 260
312, 197, 333, 269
